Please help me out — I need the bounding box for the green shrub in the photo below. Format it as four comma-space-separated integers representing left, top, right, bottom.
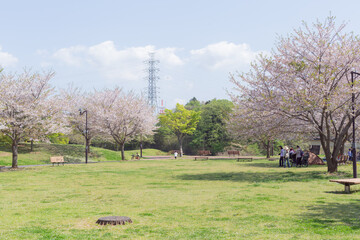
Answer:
47, 133, 69, 144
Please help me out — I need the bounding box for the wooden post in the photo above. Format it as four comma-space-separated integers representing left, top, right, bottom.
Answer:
345, 184, 350, 194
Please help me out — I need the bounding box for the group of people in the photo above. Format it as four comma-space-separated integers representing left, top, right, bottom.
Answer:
279, 145, 308, 167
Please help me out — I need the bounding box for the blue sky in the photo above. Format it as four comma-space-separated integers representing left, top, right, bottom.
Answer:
1, 0, 360, 108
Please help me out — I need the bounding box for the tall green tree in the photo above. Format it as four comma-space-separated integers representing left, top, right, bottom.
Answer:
185, 97, 202, 111
158, 104, 201, 157
152, 123, 179, 152
191, 99, 233, 155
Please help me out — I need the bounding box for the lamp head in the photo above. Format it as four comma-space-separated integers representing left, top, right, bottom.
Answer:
79, 108, 87, 115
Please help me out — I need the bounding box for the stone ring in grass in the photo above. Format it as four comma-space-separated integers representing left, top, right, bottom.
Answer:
96, 216, 132, 225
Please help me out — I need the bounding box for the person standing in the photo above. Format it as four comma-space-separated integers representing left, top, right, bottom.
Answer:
284, 146, 291, 168
296, 145, 303, 167
348, 148, 352, 162
289, 148, 295, 166
279, 146, 285, 167
174, 151, 178, 159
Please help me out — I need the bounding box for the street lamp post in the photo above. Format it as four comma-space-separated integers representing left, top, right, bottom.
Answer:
140, 135, 143, 158
79, 109, 88, 164
351, 71, 360, 178
121, 126, 127, 160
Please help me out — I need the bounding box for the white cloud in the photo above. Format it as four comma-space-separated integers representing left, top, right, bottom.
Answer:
47, 41, 263, 107
0, 46, 18, 67
156, 47, 184, 67
52, 41, 183, 83
190, 41, 263, 71
53, 45, 87, 67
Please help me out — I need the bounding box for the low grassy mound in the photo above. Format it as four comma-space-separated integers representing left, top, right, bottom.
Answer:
0, 143, 167, 166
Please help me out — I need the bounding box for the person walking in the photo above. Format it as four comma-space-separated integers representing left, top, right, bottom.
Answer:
295, 145, 303, 167
279, 146, 285, 167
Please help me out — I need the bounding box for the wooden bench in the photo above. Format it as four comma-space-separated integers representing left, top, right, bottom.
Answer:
50, 156, 65, 166
329, 178, 360, 193
236, 157, 252, 162
194, 157, 209, 161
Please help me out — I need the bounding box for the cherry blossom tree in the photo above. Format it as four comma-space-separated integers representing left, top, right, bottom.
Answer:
62, 87, 103, 154
230, 16, 360, 173
228, 104, 287, 158
228, 97, 311, 158
90, 88, 156, 160
0, 70, 68, 168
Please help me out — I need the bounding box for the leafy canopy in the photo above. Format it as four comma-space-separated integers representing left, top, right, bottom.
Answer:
191, 99, 233, 154
158, 103, 201, 138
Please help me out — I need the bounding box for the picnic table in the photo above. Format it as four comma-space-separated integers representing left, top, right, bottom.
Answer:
329, 178, 360, 193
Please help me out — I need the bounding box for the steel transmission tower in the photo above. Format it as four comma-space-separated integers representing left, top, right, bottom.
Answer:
146, 52, 160, 111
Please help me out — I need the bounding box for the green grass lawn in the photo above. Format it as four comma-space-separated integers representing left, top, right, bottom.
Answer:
0, 143, 167, 166
0, 158, 359, 239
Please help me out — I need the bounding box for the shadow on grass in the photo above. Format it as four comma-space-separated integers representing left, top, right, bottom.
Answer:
299, 200, 360, 230
325, 189, 360, 194
243, 162, 281, 168
177, 171, 352, 183
243, 161, 326, 169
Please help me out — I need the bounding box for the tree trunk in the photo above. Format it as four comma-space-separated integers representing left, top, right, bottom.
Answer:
121, 143, 125, 160
327, 156, 338, 173
266, 140, 271, 158
140, 143, 143, 158
323, 145, 338, 173
319, 114, 353, 173
340, 143, 344, 156
178, 136, 184, 157
12, 140, 18, 168
324, 151, 337, 173
30, 139, 34, 152
319, 132, 336, 173
339, 135, 347, 157
320, 132, 347, 173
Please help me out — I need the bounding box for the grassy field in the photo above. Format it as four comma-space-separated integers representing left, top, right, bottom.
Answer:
0, 143, 166, 166
0, 158, 360, 239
